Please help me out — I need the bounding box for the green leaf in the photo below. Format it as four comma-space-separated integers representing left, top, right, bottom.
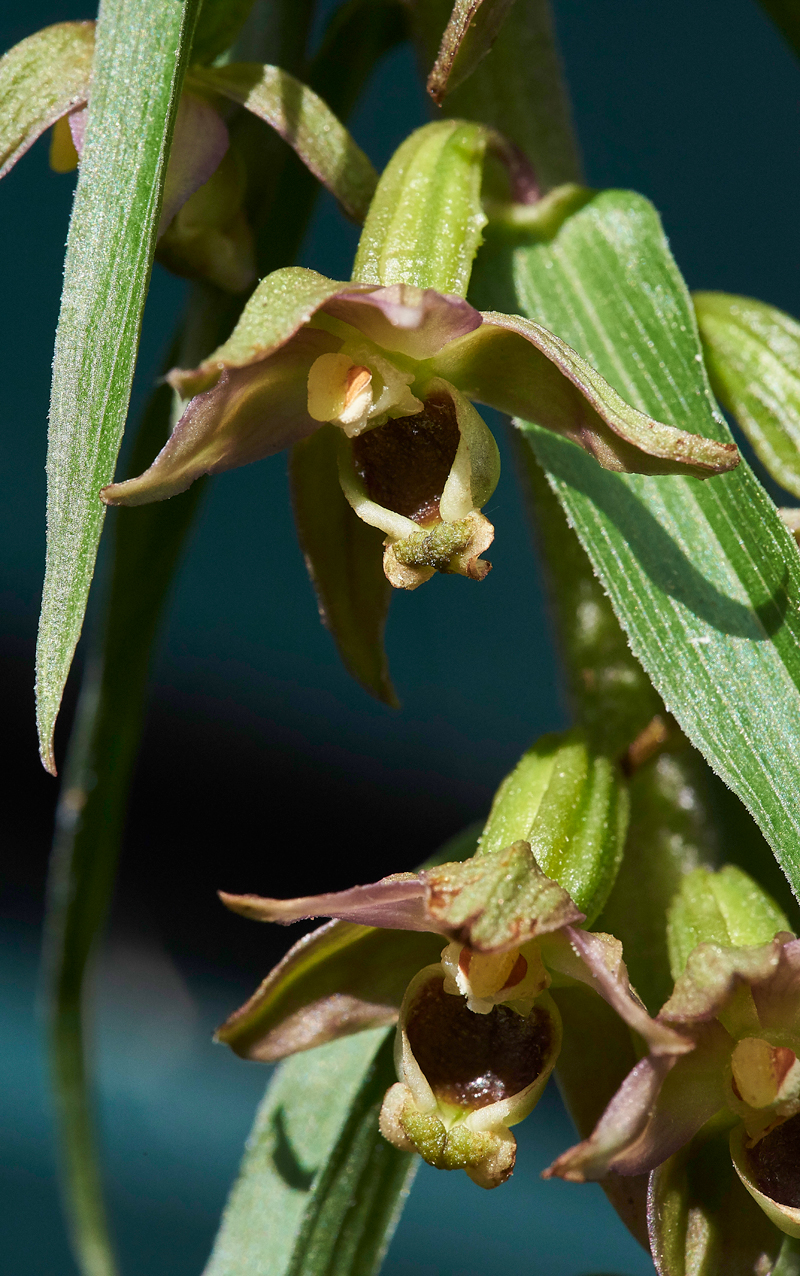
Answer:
426, 0, 518, 105
470, 189, 800, 898
352, 119, 488, 296
694, 291, 800, 499
0, 20, 94, 177
45, 376, 205, 1276
203, 1029, 415, 1276
478, 731, 628, 926
290, 425, 396, 706
188, 63, 378, 222
35, 0, 201, 773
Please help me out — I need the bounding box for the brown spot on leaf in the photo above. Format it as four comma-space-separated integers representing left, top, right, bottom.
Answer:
351, 394, 460, 525
406, 977, 552, 1109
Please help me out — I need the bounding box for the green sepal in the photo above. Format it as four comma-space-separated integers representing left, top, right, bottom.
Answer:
0, 21, 94, 178
352, 119, 488, 296
217, 824, 480, 1060
426, 0, 518, 105
667, 865, 791, 981
649, 1122, 784, 1276
694, 291, 800, 499
424, 840, 582, 950
478, 731, 629, 926
217, 923, 441, 1062
170, 266, 347, 397
290, 425, 396, 705
188, 63, 378, 222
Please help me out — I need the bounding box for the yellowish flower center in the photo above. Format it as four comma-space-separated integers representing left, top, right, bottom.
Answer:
306, 347, 422, 437
441, 940, 550, 1015
731, 1037, 800, 1109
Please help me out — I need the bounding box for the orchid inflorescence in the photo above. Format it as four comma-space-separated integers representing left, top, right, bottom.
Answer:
6, 4, 800, 1274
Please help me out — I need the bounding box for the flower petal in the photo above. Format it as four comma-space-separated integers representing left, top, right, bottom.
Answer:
218, 873, 433, 931
751, 937, 800, 1037
169, 267, 365, 398
215, 919, 441, 1061
730, 1122, 800, 1238
546, 1022, 730, 1181
170, 271, 483, 399
157, 92, 230, 236
422, 841, 583, 952
324, 286, 482, 360
101, 328, 333, 506
429, 313, 740, 478
542, 928, 693, 1056
0, 21, 94, 178
659, 936, 791, 1025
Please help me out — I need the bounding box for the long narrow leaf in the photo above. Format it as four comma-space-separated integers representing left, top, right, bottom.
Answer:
471, 191, 800, 896
44, 375, 205, 1276
35, 0, 201, 774
203, 1029, 413, 1276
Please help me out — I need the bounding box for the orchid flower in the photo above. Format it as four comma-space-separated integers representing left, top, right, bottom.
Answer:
99, 257, 739, 588
0, 22, 378, 293
215, 839, 690, 1188
546, 865, 800, 1240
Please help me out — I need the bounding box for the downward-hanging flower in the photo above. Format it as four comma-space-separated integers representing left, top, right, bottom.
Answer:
546, 866, 800, 1239
100, 257, 739, 588
0, 21, 378, 293
216, 839, 690, 1188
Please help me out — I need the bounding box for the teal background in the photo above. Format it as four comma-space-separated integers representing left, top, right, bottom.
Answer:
1, 1, 799, 1272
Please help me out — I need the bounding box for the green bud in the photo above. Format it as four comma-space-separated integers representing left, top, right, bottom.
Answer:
667, 865, 791, 981
694, 291, 800, 501
478, 731, 629, 926
352, 119, 488, 296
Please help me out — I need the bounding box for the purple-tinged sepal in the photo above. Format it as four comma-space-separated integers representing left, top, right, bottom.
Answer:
545, 864, 800, 1222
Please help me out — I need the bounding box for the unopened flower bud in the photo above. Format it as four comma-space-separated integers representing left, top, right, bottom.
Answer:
379, 962, 562, 1188
479, 730, 628, 925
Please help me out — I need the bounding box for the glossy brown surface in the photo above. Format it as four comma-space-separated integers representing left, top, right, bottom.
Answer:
749, 1112, 800, 1208
406, 976, 552, 1109
351, 394, 460, 525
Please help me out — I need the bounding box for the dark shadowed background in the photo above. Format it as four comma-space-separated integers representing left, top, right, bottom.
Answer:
1, 1, 798, 1272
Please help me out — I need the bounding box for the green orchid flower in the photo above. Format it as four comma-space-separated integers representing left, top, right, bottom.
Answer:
546, 866, 800, 1249
99, 254, 739, 588
0, 21, 378, 293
